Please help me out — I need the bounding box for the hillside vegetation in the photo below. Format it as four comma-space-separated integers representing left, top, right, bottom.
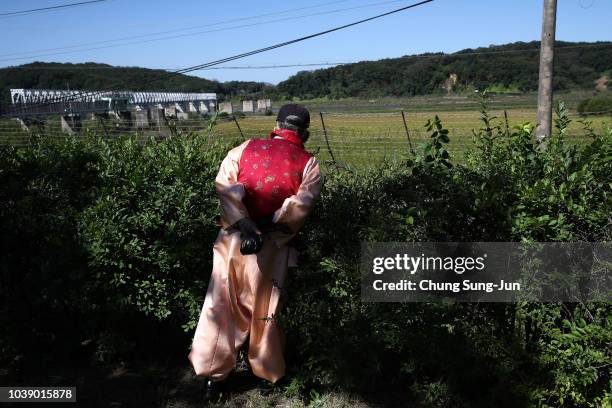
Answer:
278, 41, 612, 99
0, 41, 610, 105
0, 62, 274, 104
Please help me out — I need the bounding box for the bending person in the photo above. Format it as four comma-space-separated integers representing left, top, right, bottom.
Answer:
188, 103, 323, 401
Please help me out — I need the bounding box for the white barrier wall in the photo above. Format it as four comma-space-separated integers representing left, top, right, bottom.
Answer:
220, 102, 233, 114
242, 100, 254, 112
256, 99, 271, 112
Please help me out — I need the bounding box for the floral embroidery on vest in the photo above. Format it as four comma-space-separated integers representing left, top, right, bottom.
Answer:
238, 136, 312, 221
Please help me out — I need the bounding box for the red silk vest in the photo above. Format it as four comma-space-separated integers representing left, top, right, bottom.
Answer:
238, 130, 312, 221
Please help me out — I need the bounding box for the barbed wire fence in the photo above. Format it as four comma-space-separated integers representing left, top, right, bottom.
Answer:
0, 108, 609, 166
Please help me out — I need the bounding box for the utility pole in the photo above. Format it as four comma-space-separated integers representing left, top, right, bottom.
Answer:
536, 0, 557, 141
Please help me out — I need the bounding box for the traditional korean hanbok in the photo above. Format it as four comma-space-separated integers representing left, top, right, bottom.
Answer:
188, 129, 323, 383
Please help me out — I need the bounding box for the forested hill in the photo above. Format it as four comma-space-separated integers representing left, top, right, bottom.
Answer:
277, 41, 612, 98
1, 41, 611, 103
0, 62, 274, 104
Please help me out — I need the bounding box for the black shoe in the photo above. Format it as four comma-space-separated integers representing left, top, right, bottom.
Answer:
203, 378, 223, 403
257, 377, 287, 396
257, 378, 276, 396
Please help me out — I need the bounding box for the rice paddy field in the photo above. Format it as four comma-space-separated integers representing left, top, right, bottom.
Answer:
2, 91, 611, 168
213, 92, 612, 166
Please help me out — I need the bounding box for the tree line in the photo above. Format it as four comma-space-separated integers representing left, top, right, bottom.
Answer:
0, 41, 610, 105
277, 41, 612, 99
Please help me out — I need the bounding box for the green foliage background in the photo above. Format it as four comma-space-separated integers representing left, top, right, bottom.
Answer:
0, 101, 610, 407
578, 96, 612, 115
278, 41, 612, 99
1, 41, 610, 106
0, 62, 275, 105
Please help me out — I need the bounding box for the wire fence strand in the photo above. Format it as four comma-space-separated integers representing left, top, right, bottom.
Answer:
1, 110, 609, 166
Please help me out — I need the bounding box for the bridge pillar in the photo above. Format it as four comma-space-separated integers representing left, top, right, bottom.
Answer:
12, 118, 31, 132
199, 101, 209, 114
164, 105, 177, 118
114, 111, 132, 131
108, 110, 121, 120
149, 107, 164, 129
188, 102, 199, 113
174, 102, 186, 113
242, 100, 254, 113
220, 102, 233, 114
256, 99, 271, 112
61, 114, 81, 134
132, 109, 149, 129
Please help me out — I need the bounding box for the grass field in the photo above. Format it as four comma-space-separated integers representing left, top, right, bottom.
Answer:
214, 105, 611, 166
2, 91, 611, 167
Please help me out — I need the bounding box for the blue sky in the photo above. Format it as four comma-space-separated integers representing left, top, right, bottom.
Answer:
0, 0, 610, 84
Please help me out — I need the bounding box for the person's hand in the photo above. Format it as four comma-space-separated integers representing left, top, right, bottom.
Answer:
254, 215, 293, 235
236, 217, 260, 236
236, 218, 263, 255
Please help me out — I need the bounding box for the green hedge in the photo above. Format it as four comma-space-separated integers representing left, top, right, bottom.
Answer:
0, 101, 610, 407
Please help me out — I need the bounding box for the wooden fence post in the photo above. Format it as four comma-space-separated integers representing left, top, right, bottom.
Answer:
233, 115, 245, 140
319, 111, 336, 163
401, 110, 415, 155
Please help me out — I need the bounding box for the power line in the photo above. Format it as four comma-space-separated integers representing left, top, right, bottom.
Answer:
193, 43, 612, 69
137, 1, 437, 76
3, 0, 435, 111
0, 0, 418, 63
0, 0, 352, 58
0, 0, 109, 17
200, 63, 349, 70
1, 62, 350, 70
3, 42, 609, 72
0, 0, 354, 34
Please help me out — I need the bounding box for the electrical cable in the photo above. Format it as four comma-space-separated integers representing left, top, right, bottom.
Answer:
0, 0, 109, 17
0, 0, 417, 62
5, 0, 435, 111
0, 0, 353, 58
3, 42, 610, 71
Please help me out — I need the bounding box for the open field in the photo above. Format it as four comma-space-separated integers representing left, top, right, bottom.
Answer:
2, 92, 611, 167
215, 107, 611, 166
218, 91, 612, 165
266, 90, 605, 113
